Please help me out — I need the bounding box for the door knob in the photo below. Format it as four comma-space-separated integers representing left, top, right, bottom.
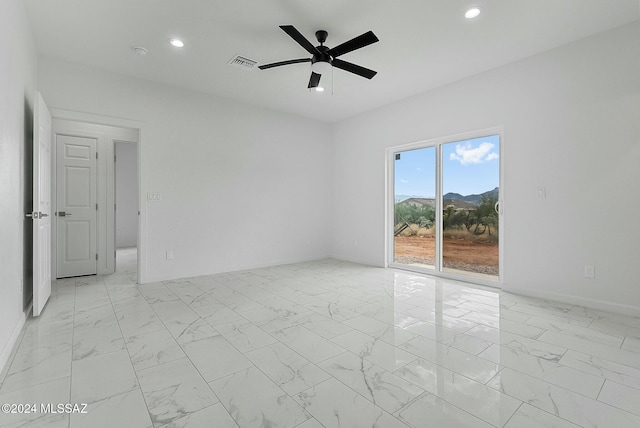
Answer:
40, 213, 49, 217
57, 211, 72, 217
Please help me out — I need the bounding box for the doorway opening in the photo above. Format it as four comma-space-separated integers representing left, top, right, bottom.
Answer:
115, 141, 138, 282
388, 129, 503, 285
52, 119, 139, 280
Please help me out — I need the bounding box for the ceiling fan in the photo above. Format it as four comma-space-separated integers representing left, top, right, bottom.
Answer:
259, 25, 379, 89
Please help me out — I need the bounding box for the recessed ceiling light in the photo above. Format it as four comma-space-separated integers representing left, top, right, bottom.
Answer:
465, 7, 482, 19
314, 87, 325, 92
169, 38, 184, 48
132, 46, 148, 56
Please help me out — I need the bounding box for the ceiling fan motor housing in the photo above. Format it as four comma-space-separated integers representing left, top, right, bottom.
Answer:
312, 45, 332, 70
315, 30, 328, 44
258, 25, 379, 85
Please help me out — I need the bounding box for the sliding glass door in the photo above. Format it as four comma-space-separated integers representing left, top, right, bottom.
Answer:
393, 147, 436, 269
391, 131, 502, 283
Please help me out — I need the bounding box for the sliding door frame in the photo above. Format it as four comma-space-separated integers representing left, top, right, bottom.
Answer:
385, 126, 504, 288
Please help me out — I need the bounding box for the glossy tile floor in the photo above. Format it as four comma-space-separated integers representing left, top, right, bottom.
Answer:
2, 250, 640, 427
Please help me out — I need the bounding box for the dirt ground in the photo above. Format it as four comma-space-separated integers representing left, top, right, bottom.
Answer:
394, 236, 499, 276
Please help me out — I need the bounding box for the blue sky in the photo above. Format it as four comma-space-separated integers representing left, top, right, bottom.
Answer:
394, 134, 500, 197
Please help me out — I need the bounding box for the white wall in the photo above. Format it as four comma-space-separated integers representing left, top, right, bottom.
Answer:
331, 22, 640, 315
38, 58, 333, 282
115, 142, 138, 248
0, 0, 38, 373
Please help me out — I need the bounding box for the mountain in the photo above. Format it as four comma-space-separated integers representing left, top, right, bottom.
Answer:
443, 187, 499, 206
395, 195, 424, 203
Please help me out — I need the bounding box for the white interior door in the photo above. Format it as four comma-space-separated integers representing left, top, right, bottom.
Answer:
32, 92, 52, 316
56, 135, 98, 278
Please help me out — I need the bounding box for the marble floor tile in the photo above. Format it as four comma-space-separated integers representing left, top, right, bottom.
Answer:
195, 304, 246, 327
558, 350, 640, 391
73, 304, 118, 331
466, 324, 567, 362
214, 319, 277, 352
69, 388, 152, 428
0, 343, 71, 394
507, 303, 592, 325
295, 313, 354, 339
303, 300, 360, 322
504, 403, 581, 428
245, 342, 331, 395
404, 321, 492, 355
0, 377, 70, 427
138, 284, 180, 305
71, 349, 138, 404
117, 309, 166, 338
344, 315, 417, 346
181, 335, 253, 381
622, 335, 640, 353
113, 295, 153, 316
539, 330, 640, 369
397, 392, 493, 428
479, 344, 604, 398
210, 366, 310, 428
589, 319, 640, 339
272, 325, 346, 364
157, 403, 238, 428
331, 330, 416, 372
294, 418, 324, 428
395, 359, 520, 426
125, 329, 185, 371
6, 256, 640, 428
597, 380, 640, 416
294, 378, 409, 428
72, 322, 126, 361
488, 367, 640, 427
398, 336, 500, 383
319, 352, 424, 413
525, 316, 624, 347
172, 318, 219, 347
136, 357, 219, 426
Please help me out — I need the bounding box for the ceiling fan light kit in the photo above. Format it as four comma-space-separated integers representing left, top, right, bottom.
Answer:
259, 25, 379, 90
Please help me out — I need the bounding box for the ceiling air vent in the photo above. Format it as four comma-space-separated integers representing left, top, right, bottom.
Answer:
228, 55, 258, 71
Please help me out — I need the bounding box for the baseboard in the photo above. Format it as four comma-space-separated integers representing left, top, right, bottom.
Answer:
141, 254, 332, 284
503, 285, 640, 317
0, 303, 30, 380
328, 254, 384, 268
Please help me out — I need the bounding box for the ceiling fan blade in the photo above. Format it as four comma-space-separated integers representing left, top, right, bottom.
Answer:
328, 31, 379, 58
280, 25, 320, 55
258, 58, 311, 70
332, 58, 377, 79
308, 72, 321, 88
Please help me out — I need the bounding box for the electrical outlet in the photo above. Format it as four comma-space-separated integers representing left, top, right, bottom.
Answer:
166, 250, 174, 260
584, 265, 595, 279
537, 187, 546, 198
147, 193, 162, 202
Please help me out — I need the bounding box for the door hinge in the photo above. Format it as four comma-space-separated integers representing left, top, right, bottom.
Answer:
96, 203, 98, 210
96, 152, 98, 159
114, 155, 116, 162
96, 254, 98, 260
114, 204, 117, 211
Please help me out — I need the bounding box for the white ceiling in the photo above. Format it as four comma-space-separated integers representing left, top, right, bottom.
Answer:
24, 0, 640, 123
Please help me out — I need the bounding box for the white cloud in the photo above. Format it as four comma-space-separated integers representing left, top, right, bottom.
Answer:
400, 179, 409, 183
449, 142, 498, 165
